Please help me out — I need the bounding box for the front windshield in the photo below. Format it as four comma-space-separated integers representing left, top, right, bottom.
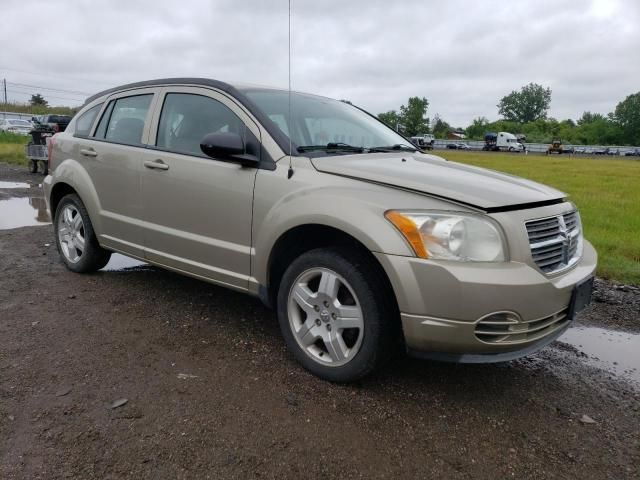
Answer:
243, 89, 413, 155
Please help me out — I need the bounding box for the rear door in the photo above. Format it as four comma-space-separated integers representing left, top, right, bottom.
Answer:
139, 86, 260, 290
78, 88, 160, 257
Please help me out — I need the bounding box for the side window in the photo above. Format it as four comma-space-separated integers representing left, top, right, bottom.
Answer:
156, 93, 244, 156
95, 94, 152, 145
74, 103, 103, 137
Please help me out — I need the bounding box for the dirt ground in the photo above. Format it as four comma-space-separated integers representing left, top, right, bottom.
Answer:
1, 162, 639, 479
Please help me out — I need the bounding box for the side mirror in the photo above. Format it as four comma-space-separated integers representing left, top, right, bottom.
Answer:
200, 132, 259, 167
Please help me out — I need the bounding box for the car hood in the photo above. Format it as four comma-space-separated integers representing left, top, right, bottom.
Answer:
310, 152, 566, 211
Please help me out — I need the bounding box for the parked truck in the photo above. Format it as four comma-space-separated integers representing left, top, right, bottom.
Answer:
483, 132, 524, 152
410, 133, 435, 150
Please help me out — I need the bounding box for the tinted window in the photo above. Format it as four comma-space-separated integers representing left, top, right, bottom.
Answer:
75, 104, 103, 136
49, 115, 71, 123
101, 94, 152, 145
156, 93, 244, 156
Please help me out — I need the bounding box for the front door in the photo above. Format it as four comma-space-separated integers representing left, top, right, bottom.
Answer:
140, 87, 259, 290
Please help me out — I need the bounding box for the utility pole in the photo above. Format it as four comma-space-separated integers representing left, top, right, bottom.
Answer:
2, 78, 6, 104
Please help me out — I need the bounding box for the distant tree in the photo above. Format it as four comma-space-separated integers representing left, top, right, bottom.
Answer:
497, 83, 552, 123
399, 97, 429, 137
465, 116, 490, 139
377, 110, 402, 131
577, 111, 606, 125
432, 114, 451, 139
613, 92, 640, 145
30, 93, 48, 107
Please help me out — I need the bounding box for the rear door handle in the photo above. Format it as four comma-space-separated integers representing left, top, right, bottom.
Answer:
80, 148, 97, 157
143, 159, 169, 171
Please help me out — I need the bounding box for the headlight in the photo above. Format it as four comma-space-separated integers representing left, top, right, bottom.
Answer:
385, 210, 507, 262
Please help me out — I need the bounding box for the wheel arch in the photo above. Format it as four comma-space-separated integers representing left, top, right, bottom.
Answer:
49, 182, 77, 218
264, 224, 399, 319
46, 160, 103, 235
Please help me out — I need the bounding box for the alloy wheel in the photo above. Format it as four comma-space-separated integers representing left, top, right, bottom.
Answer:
58, 204, 85, 263
287, 267, 364, 367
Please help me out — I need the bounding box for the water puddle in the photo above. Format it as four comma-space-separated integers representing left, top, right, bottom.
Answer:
0, 181, 31, 189
101, 254, 147, 271
0, 197, 51, 229
558, 326, 640, 385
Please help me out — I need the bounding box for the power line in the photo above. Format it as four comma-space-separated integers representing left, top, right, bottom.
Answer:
6, 89, 84, 103
7, 81, 91, 96
8, 85, 84, 99
0, 65, 113, 87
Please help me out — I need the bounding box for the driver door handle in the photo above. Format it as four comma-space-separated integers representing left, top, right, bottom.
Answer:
144, 159, 169, 171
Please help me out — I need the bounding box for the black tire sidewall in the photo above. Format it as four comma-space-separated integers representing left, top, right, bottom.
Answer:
54, 194, 111, 273
276, 247, 392, 382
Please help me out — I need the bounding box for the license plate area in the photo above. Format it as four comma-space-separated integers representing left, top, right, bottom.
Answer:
568, 276, 594, 320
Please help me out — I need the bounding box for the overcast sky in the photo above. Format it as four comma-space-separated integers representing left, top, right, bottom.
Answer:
1, 0, 638, 126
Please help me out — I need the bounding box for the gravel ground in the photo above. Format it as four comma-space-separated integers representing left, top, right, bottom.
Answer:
1, 163, 639, 479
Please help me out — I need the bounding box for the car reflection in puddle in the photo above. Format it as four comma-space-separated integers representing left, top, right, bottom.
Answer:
0, 197, 51, 229
559, 326, 640, 386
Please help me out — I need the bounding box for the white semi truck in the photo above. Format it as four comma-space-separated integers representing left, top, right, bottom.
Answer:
483, 132, 524, 152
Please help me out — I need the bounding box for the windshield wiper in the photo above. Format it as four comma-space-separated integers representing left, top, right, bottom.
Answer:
297, 142, 365, 153
368, 144, 417, 153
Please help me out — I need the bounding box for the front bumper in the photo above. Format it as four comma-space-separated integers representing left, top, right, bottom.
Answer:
374, 240, 597, 360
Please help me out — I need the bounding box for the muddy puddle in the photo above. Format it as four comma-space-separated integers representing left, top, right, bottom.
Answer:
101, 254, 147, 271
558, 326, 640, 385
0, 197, 51, 229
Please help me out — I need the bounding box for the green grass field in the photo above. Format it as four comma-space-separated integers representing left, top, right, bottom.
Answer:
439, 150, 640, 285
0, 132, 29, 165
1, 136, 638, 284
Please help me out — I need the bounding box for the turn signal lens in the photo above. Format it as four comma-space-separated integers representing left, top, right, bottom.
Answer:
384, 210, 428, 258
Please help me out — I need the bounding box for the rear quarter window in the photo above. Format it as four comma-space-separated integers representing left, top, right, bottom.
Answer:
74, 104, 103, 137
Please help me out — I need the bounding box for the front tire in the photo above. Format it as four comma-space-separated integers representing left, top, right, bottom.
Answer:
54, 194, 111, 273
277, 247, 396, 382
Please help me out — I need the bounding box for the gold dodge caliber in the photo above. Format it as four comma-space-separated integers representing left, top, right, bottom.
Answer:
43, 78, 596, 382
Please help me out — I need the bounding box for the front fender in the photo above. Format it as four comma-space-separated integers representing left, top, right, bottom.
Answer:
250, 159, 469, 287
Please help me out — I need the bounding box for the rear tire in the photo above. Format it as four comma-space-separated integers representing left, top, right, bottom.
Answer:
277, 247, 396, 382
29, 160, 38, 173
54, 194, 111, 273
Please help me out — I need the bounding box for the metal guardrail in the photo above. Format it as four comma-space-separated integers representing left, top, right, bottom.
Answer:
0, 110, 36, 121
432, 139, 640, 155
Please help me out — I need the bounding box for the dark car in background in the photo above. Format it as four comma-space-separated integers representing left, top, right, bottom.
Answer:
623, 148, 640, 157
32, 114, 72, 132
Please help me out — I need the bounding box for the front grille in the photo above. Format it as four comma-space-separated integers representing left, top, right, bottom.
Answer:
475, 309, 570, 344
526, 211, 582, 274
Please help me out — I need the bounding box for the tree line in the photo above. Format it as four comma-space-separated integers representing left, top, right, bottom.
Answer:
378, 83, 640, 146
